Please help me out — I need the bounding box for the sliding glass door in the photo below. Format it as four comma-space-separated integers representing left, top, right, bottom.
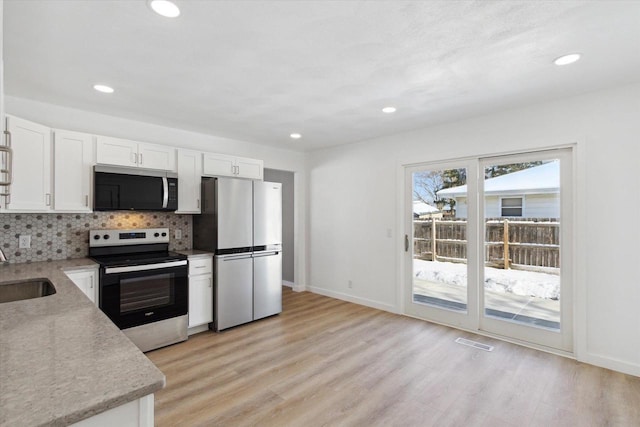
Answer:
405, 148, 573, 352
404, 159, 478, 330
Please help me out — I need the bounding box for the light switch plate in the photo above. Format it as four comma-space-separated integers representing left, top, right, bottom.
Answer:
174, 229, 182, 240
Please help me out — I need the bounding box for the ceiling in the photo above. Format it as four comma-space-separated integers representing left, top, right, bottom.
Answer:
4, 1, 640, 152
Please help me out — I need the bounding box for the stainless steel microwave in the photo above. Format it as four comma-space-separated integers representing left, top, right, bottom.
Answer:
94, 165, 178, 211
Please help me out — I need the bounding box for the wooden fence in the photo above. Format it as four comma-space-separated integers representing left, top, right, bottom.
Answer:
414, 218, 560, 271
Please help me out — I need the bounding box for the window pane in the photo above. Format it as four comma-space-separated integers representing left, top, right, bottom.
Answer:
412, 167, 468, 311
484, 160, 560, 331
502, 198, 522, 207
502, 207, 522, 216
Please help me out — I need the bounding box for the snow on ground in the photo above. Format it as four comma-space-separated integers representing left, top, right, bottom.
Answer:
414, 260, 560, 300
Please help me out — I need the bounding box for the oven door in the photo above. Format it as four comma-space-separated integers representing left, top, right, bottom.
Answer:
99, 260, 188, 330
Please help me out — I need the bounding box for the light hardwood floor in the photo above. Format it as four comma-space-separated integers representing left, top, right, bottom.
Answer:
147, 288, 640, 426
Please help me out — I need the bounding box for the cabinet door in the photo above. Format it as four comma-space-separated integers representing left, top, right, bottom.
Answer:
188, 275, 213, 328
96, 136, 138, 167
236, 156, 264, 180
176, 149, 202, 213
53, 130, 93, 212
5, 116, 52, 211
65, 269, 98, 304
202, 152, 235, 177
138, 142, 176, 171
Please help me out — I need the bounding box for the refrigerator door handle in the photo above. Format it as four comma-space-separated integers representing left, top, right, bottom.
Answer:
217, 254, 252, 261
253, 251, 279, 257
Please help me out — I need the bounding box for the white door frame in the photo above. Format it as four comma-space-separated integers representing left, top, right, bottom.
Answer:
402, 146, 574, 353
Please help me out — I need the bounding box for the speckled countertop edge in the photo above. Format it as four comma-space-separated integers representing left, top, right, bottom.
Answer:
176, 249, 214, 258
0, 258, 166, 426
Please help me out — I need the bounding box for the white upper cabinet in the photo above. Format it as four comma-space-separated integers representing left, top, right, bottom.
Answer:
202, 152, 235, 176
95, 136, 137, 167
138, 142, 176, 171
4, 115, 52, 211
176, 149, 202, 214
235, 156, 263, 180
53, 130, 94, 212
96, 136, 176, 171
203, 152, 263, 180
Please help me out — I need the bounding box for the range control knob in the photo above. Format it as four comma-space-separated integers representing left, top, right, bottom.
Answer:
154, 232, 160, 237
161, 232, 167, 237
93, 234, 100, 240
103, 234, 110, 240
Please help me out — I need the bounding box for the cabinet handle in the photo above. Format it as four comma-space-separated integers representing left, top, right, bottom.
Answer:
85, 195, 89, 207
194, 265, 205, 269
139, 153, 143, 165
197, 199, 200, 209
209, 278, 212, 288
90, 276, 94, 289
45, 193, 51, 206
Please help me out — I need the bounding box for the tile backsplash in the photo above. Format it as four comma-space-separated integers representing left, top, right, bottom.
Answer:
0, 212, 192, 264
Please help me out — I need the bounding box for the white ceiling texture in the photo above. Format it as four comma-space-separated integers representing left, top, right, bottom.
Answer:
4, 1, 640, 152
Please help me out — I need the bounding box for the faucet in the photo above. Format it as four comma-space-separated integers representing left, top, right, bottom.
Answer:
0, 248, 7, 263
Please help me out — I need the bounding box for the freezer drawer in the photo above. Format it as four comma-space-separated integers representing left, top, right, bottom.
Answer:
253, 251, 282, 320
215, 254, 253, 330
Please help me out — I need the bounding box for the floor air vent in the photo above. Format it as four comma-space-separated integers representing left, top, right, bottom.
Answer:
455, 337, 494, 352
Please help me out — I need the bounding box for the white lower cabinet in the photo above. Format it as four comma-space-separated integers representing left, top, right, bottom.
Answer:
71, 394, 154, 427
188, 255, 213, 329
64, 267, 99, 304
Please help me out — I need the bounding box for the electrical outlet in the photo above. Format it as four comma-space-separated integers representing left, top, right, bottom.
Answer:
348, 280, 353, 289
174, 229, 182, 240
19, 235, 31, 249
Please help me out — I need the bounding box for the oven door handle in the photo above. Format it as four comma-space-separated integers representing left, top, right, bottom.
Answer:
104, 260, 187, 274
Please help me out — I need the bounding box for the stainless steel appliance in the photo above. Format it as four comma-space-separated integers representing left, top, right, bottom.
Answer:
193, 178, 282, 331
94, 165, 178, 211
89, 228, 188, 352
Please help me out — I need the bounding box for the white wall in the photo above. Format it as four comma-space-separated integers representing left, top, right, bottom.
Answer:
307, 82, 640, 376
4, 95, 308, 288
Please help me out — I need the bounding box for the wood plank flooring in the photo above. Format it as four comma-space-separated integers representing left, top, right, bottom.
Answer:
147, 288, 640, 426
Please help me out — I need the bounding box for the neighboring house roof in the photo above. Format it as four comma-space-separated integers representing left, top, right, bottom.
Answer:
413, 201, 439, 216
436, 161, 559, 197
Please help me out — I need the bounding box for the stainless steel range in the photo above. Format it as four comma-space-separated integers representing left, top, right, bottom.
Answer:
89, 228, 188, 352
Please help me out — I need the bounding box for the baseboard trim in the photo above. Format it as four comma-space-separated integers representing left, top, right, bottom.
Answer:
187, 324, 209, 336
580, 352, 640, 377
307, 286, 397, 313
282, 280, 295, 288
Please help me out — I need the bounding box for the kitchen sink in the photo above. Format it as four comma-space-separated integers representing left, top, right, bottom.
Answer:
0, 279, 56, 303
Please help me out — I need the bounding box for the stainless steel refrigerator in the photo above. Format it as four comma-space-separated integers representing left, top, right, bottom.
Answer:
193, 177, 282, 331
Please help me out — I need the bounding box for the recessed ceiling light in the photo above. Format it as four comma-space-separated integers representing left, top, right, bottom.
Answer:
290, 133, 302, 139
382, 106, 397, 114
93, 84, 114, 94
149, 0, 180, 18
554, 53, 581, 66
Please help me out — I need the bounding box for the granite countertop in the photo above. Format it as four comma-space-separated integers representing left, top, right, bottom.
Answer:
0, 259, 166, 427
